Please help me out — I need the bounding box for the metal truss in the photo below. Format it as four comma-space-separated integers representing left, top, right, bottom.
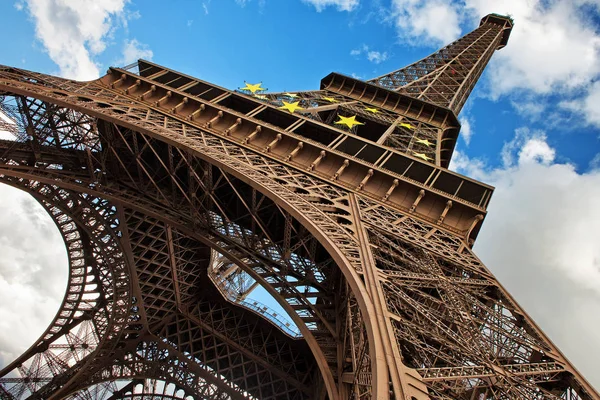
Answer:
368, 14, 513, 114
0, 12, 598, 400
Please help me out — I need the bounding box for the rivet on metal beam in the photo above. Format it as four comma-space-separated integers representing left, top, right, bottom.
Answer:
438, 200, 453, 224
410, 189, 425, 212
265, 134, 282, 152
382, 179, 399, 201
155, 90, 172, 107
357, 169, 374, 190
224, 118, 242, 136
171, 97, 188, 114
309, 151, 326, 171
333, 159, 350, 180
188, 104, 205, 121
206, 111, 223, 128
243, 126, 262, 144
125, 79, 141, 95
286, 142, 303, 161
139, 85, 156, 100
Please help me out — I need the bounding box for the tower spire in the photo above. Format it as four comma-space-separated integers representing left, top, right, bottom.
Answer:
368, 14, 513, 114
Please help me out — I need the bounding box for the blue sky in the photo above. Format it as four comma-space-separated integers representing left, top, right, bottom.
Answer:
1, 0, 600, 391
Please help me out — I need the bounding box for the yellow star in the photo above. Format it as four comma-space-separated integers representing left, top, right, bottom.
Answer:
365, 107, 379, 113
400, 122, 415, 130
322, 96, 338, 103
415, 138, 434, 147
284, 92, 298, 98
335, 115, 364, 129
240, 82, 266, 94
413, 152, 433, 161
279, 101, 303, 113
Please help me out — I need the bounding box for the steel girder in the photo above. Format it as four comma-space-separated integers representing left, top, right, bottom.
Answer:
0, 41, 598, 400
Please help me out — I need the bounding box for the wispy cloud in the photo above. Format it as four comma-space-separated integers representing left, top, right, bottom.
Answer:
350, 44, 388, 64
302, 0, 359, 12
119, 38, 153, 66
201, 0, 211, 15
458, 115, 474, 145
389, 0, 461, 45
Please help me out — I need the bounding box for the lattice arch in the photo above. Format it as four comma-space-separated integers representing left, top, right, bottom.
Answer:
0, 70, 389, 398
1, 24, 598, 398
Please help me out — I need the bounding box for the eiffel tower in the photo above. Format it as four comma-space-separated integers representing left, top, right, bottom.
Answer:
0, 13, 597, 400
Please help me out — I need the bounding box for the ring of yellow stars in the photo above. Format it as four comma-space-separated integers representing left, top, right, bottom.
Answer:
415, 138, 434, 147
335, 115, 364, 129
400, 122, 415, 129
240, 82, 266, 94
284, 92, 298, 98
279, 101, 303, 113
365, 107, 379, 113
413, 152, 433, 161
322, 96, 338, 103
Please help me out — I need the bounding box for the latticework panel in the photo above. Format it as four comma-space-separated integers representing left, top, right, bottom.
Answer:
368, 15, 512, 114
0, 37, 597, 400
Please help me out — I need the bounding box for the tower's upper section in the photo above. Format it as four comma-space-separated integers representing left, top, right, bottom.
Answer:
368, 14, 513, 114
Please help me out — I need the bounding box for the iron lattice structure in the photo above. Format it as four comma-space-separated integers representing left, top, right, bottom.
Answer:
0, 14, 597, 400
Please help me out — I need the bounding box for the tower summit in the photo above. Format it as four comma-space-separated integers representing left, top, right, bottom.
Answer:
0, 13, 597, 400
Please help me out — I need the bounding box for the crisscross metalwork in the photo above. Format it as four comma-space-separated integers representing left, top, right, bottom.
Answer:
0, 13, 598, 400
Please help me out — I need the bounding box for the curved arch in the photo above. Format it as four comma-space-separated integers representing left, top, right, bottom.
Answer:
62, 339, 249, 400
0, 167, 341, 398
76, 379, 196, 400
0, 70, 387, 398
0, 186, 100, 379
1, 181, 318, 398
0, 180, 134, 399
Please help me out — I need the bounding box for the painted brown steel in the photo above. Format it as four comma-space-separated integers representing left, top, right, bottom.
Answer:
0, 13, 598, 400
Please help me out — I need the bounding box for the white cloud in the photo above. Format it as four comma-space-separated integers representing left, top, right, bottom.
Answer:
451, 128, 600, 388
0, 184, 67, 368
302, 0, 359, 12
390, 0, 461, 45
560, 81, 600, 128
511, 98, 546, 122
458, 115, 473, 145
500, 127, 555, 167
350, 44, 388, 64
21, 0, 129, 80
366, 50, 388, 64
119, 38, 153, 66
